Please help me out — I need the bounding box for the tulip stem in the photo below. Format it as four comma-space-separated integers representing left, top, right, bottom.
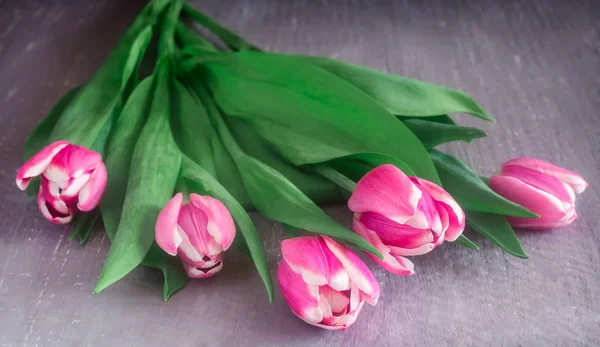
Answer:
181, 3, 261, 52
312, 164, 357, 194
158, 0, 184, 60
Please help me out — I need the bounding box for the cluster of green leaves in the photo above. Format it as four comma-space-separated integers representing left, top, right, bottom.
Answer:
22, 0, 536, 301
177, 6, 536, 259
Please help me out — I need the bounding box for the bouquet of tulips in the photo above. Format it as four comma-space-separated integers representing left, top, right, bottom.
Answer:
15, 0, 588, 330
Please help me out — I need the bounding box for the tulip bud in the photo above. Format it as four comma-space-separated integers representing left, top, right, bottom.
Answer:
348, 165, 465, 276
489, 157, 588, 230
155, 193, 236, 278
16, 141, 107, 224
277, 236, 380, 330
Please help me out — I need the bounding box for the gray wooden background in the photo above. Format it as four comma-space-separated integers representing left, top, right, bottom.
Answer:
1, 0, 599, 346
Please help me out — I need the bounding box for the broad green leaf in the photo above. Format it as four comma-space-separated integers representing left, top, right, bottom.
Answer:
328, 152, 415, 184
24, 86, 82, 161
171, 77, 251, 254
454, 234, 480, 250
201, 52, 439, 182
183, 77, 252, 207
180, 156, 274, 302
302, 56, 493, 121
402, 118, 486, 149
466, 211, 528, 258
100, 77, 155, 240
431, 150, 538, 218
201, 89, 383, 258
141, 244, 189, 302
95, 63, 182, 294
235, 153, 381, 258
181, 3, 260, 51
170, 78, 217, 177
227, 117, 341, 205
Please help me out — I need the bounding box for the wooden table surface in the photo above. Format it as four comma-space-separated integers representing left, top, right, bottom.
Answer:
1, 0, 599, 346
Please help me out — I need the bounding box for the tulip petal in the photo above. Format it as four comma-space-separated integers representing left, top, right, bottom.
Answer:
41, 181, 70, 217
321, 236, 381, 304
319, 285, 350, 316
175, 226, 207, 264
387, 243, 436, 257
178, 203, 223, 256
37, 185, 73, 225
322, 243, 351, 291
358, 212, 433, 249
189, 194, 236, 250
46, 144, 103, 179
353, 219, 415, 275
406, 178, 442, 231
155, 193, 184, 256
413, 177, 465, 241
281, 237, 329, 286
77, 163, 107, 211
490, 175, 567, 229
348, 165, 421, 224
61, 173, 91, 200
16, 141, 70, 190
501, 165, 575, 204
502, 157, 588, 194
278, 260, 322, 324
183, 260, 223, 279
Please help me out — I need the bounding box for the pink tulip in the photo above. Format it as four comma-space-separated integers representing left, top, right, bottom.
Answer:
16, 141, 107, 224
489, 157, 588, 230
348, 165, 465, 276
155, 193, 236, 279
277, 236, 380, 330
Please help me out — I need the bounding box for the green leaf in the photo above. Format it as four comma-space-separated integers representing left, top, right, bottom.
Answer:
466, 211, 528, 258
302, 56, 494, 121
95, 63, 182, 294
402, 118, 487, 149
181, 77, 252, 207
235, 153, 381, 258
170, 78, 217, 177
453, 234, 480, 250
100, 77, 155, 240
327, 152, 415, 185
201, 52, 439, 182
200, 84, 383, 258
430, 150, 538, 218
23, 86, 82, 161
227, 117, 341, 205
181, 3, 260, 51
180, 156, 274, 302
141, 244, 190, 302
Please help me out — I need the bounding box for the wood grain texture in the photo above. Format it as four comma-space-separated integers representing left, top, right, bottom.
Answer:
1, 0, 599, 346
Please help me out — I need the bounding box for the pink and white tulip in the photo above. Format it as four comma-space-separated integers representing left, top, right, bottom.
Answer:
348, 165, 465, 276
489, 157, 588, 230
155, 193, 236, 279
278, 236, 380, 330
16, 140, 107, 224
